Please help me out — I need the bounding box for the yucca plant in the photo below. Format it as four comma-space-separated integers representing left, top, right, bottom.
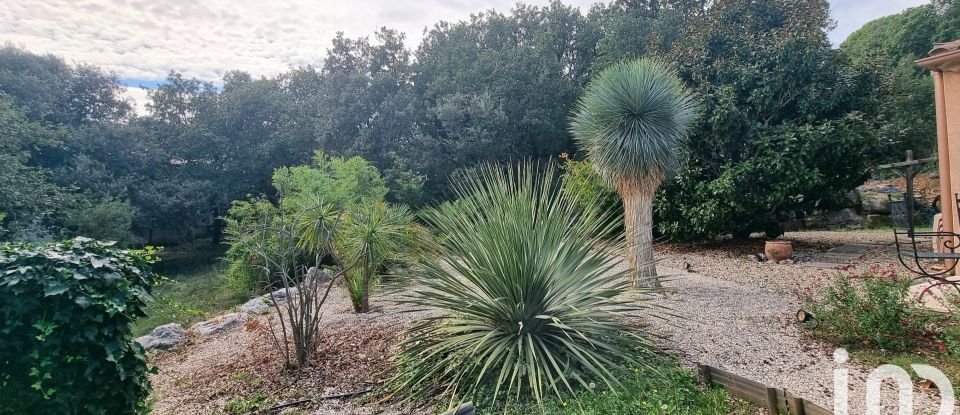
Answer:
570, 58, 696, 287
337, 202, 419, 313
392, 162, 657, 409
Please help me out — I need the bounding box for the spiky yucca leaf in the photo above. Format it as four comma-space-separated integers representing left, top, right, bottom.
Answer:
569, 58, 696, 185
393, 162, 656, 407
337, 202, 417, 312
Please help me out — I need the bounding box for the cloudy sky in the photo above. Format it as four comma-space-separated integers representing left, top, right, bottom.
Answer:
1, 0, 929, 111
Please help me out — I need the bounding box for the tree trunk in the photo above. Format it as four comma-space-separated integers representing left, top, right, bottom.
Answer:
360, 262, 371, 313
620, 183, 660, 288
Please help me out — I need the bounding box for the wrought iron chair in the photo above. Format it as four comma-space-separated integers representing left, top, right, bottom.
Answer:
890, 193, 960, 298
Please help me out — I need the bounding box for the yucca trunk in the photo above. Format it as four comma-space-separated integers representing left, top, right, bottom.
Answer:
618, 179, 660, 288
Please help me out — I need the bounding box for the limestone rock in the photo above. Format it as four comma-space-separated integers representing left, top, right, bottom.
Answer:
136, 323, 186, 350
191, 313, 244, 336
240, 296, 272, 314
859, 191, 892, 214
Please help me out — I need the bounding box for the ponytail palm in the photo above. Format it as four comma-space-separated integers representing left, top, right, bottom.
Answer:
570, 59, 696, 287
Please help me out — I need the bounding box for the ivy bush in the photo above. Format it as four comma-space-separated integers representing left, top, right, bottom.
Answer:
0, 237, 161, 414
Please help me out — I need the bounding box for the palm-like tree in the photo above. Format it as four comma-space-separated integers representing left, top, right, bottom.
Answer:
570, 58, 696, 287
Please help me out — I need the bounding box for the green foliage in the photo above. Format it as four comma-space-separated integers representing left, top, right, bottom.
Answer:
223, 153, 418, 307
0, 44, 130, 124
840, 0, 960, 160
61, 197, 139, 247
336, 202, 420, 313
393, 162, 652, 406
602, 0, 883, 240
0, 1, 923, 244
570, 58, 696, 185
657, 115, 875, 239
803, 268, 931, 352
223, 394, 270, 414
273, 151, 388, 212
0, 237, 161, 414
222, 197, 282, 294
481, 357, 746, 415
559, 155, 622, 232
0, 95, 65, 234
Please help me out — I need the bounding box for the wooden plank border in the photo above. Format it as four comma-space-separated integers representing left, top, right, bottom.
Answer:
697, 364, 834, 415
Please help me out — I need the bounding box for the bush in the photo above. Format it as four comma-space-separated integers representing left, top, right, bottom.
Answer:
0, 237, 161, 414
61, 197, 140, 247
222, 197, 283, 294
225, 152, 392, 295
558, 154, 622, 234
335, 202, 421, 313
803, 268, 931, 352
272, 151, 388, 212
393, 163, 652, 406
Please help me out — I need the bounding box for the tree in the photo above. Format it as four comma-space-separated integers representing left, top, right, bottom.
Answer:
606, 0, 884, 240
842, 0, 960, 160
570, 59, 696, 287
410, 2, 601, 199
0, 95, 64, 234
0, 44, 130, 125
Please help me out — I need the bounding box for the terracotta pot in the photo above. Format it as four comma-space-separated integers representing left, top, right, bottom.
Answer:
764, 240, 794, 262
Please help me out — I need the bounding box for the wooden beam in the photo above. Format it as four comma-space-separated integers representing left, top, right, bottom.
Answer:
878, 157, 938, 169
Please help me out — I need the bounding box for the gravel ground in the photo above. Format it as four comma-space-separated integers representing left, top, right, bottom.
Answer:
645, 230, 953, 414
149, 283, 431, 415
150, 230, 955, 414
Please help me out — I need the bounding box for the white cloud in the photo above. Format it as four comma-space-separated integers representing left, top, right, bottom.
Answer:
0, 0, 937, 84
121, 85, 151, 116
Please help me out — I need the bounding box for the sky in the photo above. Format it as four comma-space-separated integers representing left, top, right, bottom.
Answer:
1, 0, 930, 113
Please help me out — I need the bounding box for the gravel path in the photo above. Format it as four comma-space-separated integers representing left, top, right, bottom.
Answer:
150, 230, 955, 414
645, 230, 953, 414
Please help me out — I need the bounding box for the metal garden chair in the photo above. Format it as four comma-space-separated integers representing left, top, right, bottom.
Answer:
890, 193, 960, 298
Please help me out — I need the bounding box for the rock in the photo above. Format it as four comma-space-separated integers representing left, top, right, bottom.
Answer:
859, 191, 892, 214
191, 313, 245, 336
825, 208, 862, 227
865, 214, 892, 229
747, 254, 761, 262
845, 190, 861, 208
803, 214, 828, 229
305, 267, 330, 287
240, 296, 272, 314
268, 286, 298, 303
777, 259, 795, 265
136, 323, 186, 350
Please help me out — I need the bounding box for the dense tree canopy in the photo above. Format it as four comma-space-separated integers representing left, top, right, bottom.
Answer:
0, 0, 947, 243
841, 0, 960, 159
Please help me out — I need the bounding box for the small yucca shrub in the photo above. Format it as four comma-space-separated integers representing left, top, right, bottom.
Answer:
392, 162, 655, 408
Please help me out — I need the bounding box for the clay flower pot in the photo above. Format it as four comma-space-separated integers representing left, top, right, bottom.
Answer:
764, 240, 793, 262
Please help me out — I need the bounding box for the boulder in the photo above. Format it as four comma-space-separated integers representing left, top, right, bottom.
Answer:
859, 191, 892, 214
191, 313, 245, 336
825, 208, 862, 227
136, 323, 186, 351
803, 214, 828, 229
845, 190, 861, 208
267, 286, 298, 303
305, 267, 331, 287
240, 296, 272, 314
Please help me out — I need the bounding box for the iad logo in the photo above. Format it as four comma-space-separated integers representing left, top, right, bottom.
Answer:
833, 348, 955, 415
